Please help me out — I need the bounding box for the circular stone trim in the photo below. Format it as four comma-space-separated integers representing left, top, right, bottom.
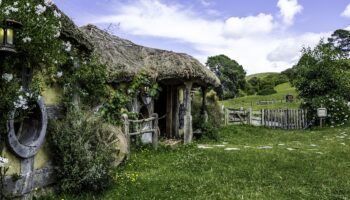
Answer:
7, 99, 48, 159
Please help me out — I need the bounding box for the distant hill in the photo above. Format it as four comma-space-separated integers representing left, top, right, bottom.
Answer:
220, 82, 300, 110
246, 72, 279, 80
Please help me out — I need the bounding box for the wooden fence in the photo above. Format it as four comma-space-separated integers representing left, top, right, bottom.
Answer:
224, 108, 308, 129
122, 113, 159, 158
224, 108, 251, 125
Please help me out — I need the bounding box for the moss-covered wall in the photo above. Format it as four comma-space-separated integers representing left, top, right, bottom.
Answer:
2, 147, 21, 175
42, 84, 63, 105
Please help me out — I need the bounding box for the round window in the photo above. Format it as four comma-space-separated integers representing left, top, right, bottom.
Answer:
7, 99, 48, 158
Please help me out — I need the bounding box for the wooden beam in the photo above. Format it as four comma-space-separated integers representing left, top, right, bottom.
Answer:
184, 81, 193, 144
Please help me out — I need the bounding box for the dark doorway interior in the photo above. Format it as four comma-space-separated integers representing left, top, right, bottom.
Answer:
154, 84, 167, 136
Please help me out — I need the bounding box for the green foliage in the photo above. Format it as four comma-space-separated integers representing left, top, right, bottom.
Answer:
99, 71, 160, 124
0, 0, 68, 66
328, 29, 350, 57
57, 58, 109, 107
192, 90, 222, 140
48, 107, 116, 194
99, 88, 131, 125
302, 95, 350, 127
206, 55, 246, 100
0, 0, 69, 135
264, 73, 289, 86
246, 73, 288, 96
257, 87, 277, 96
281, 68, 296, 81
129, 71, 160, 98
293, 39, 350, 125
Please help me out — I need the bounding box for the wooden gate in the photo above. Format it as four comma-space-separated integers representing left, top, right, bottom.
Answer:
261, 109, 308, 129
224, 108, 251, 125
224, 108, 308, 129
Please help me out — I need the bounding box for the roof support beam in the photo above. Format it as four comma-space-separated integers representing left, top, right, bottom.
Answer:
184, 81, 193, 144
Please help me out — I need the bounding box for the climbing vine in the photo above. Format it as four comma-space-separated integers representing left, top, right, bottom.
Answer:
99, 70, 161, 124
0, 0, 69, 130
128, 70, 161, 98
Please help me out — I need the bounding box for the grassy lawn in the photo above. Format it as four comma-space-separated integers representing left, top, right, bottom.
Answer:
221, 83, 300, 110
49, 125, 350, 200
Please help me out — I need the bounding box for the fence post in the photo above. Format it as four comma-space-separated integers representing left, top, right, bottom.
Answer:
248, 108, 252, 125
152, 113, 159, 150
122, 114, 130, 159
224, 108, 227, 126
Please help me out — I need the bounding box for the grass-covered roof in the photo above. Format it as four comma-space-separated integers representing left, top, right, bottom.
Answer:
80, 24, 220, 87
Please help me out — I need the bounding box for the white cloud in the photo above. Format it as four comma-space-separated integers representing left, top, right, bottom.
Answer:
267, 32, 330, 66
223, 14, 275, 38
277, 0, 303, 26
92, 0, 326, 74
199, 0, 211, 7
341, 4, 350, 18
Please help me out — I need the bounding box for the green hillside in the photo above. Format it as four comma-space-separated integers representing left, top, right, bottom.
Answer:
246, 72, 279, 80
221, 82, 300, 110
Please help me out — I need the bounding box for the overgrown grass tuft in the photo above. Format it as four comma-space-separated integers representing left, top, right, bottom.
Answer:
43, 124, 350, 200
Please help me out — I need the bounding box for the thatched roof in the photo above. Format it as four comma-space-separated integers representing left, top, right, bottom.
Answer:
52, 5, 93, 53
80, 24, 220, 87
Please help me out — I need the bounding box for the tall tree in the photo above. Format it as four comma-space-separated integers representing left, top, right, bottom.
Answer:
328, 29, 350, 56
206, 55, 246, 100
293, 40, 350, 125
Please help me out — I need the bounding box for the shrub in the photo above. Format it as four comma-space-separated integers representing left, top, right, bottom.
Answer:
302, 95, 350, 126
257, 87, 277, 96
192, 90, 223, 140
49, 107, 117, 194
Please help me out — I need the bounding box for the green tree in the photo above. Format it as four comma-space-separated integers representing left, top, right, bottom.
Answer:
206, 55, 246, 100
328, 29, 350, 56
293, 40, 350, 125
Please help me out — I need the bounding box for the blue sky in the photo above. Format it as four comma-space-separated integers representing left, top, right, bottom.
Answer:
55, 0, 350, 74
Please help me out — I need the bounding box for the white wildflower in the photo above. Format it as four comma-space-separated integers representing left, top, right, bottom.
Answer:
14, 95, 28, 110
2, 73, 13, 82
53, 30, 60, 38
2, 11, 11, 17
44, 0, 53, 7
13, 1, 18, 6
63, 41, 72, 52
53, 10, 61, 18
35, 4, 46, 15
22, 37, 32, 43
56, 71, 63, 78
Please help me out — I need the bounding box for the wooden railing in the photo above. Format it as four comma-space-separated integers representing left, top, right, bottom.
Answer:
122, 113, 159, 158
